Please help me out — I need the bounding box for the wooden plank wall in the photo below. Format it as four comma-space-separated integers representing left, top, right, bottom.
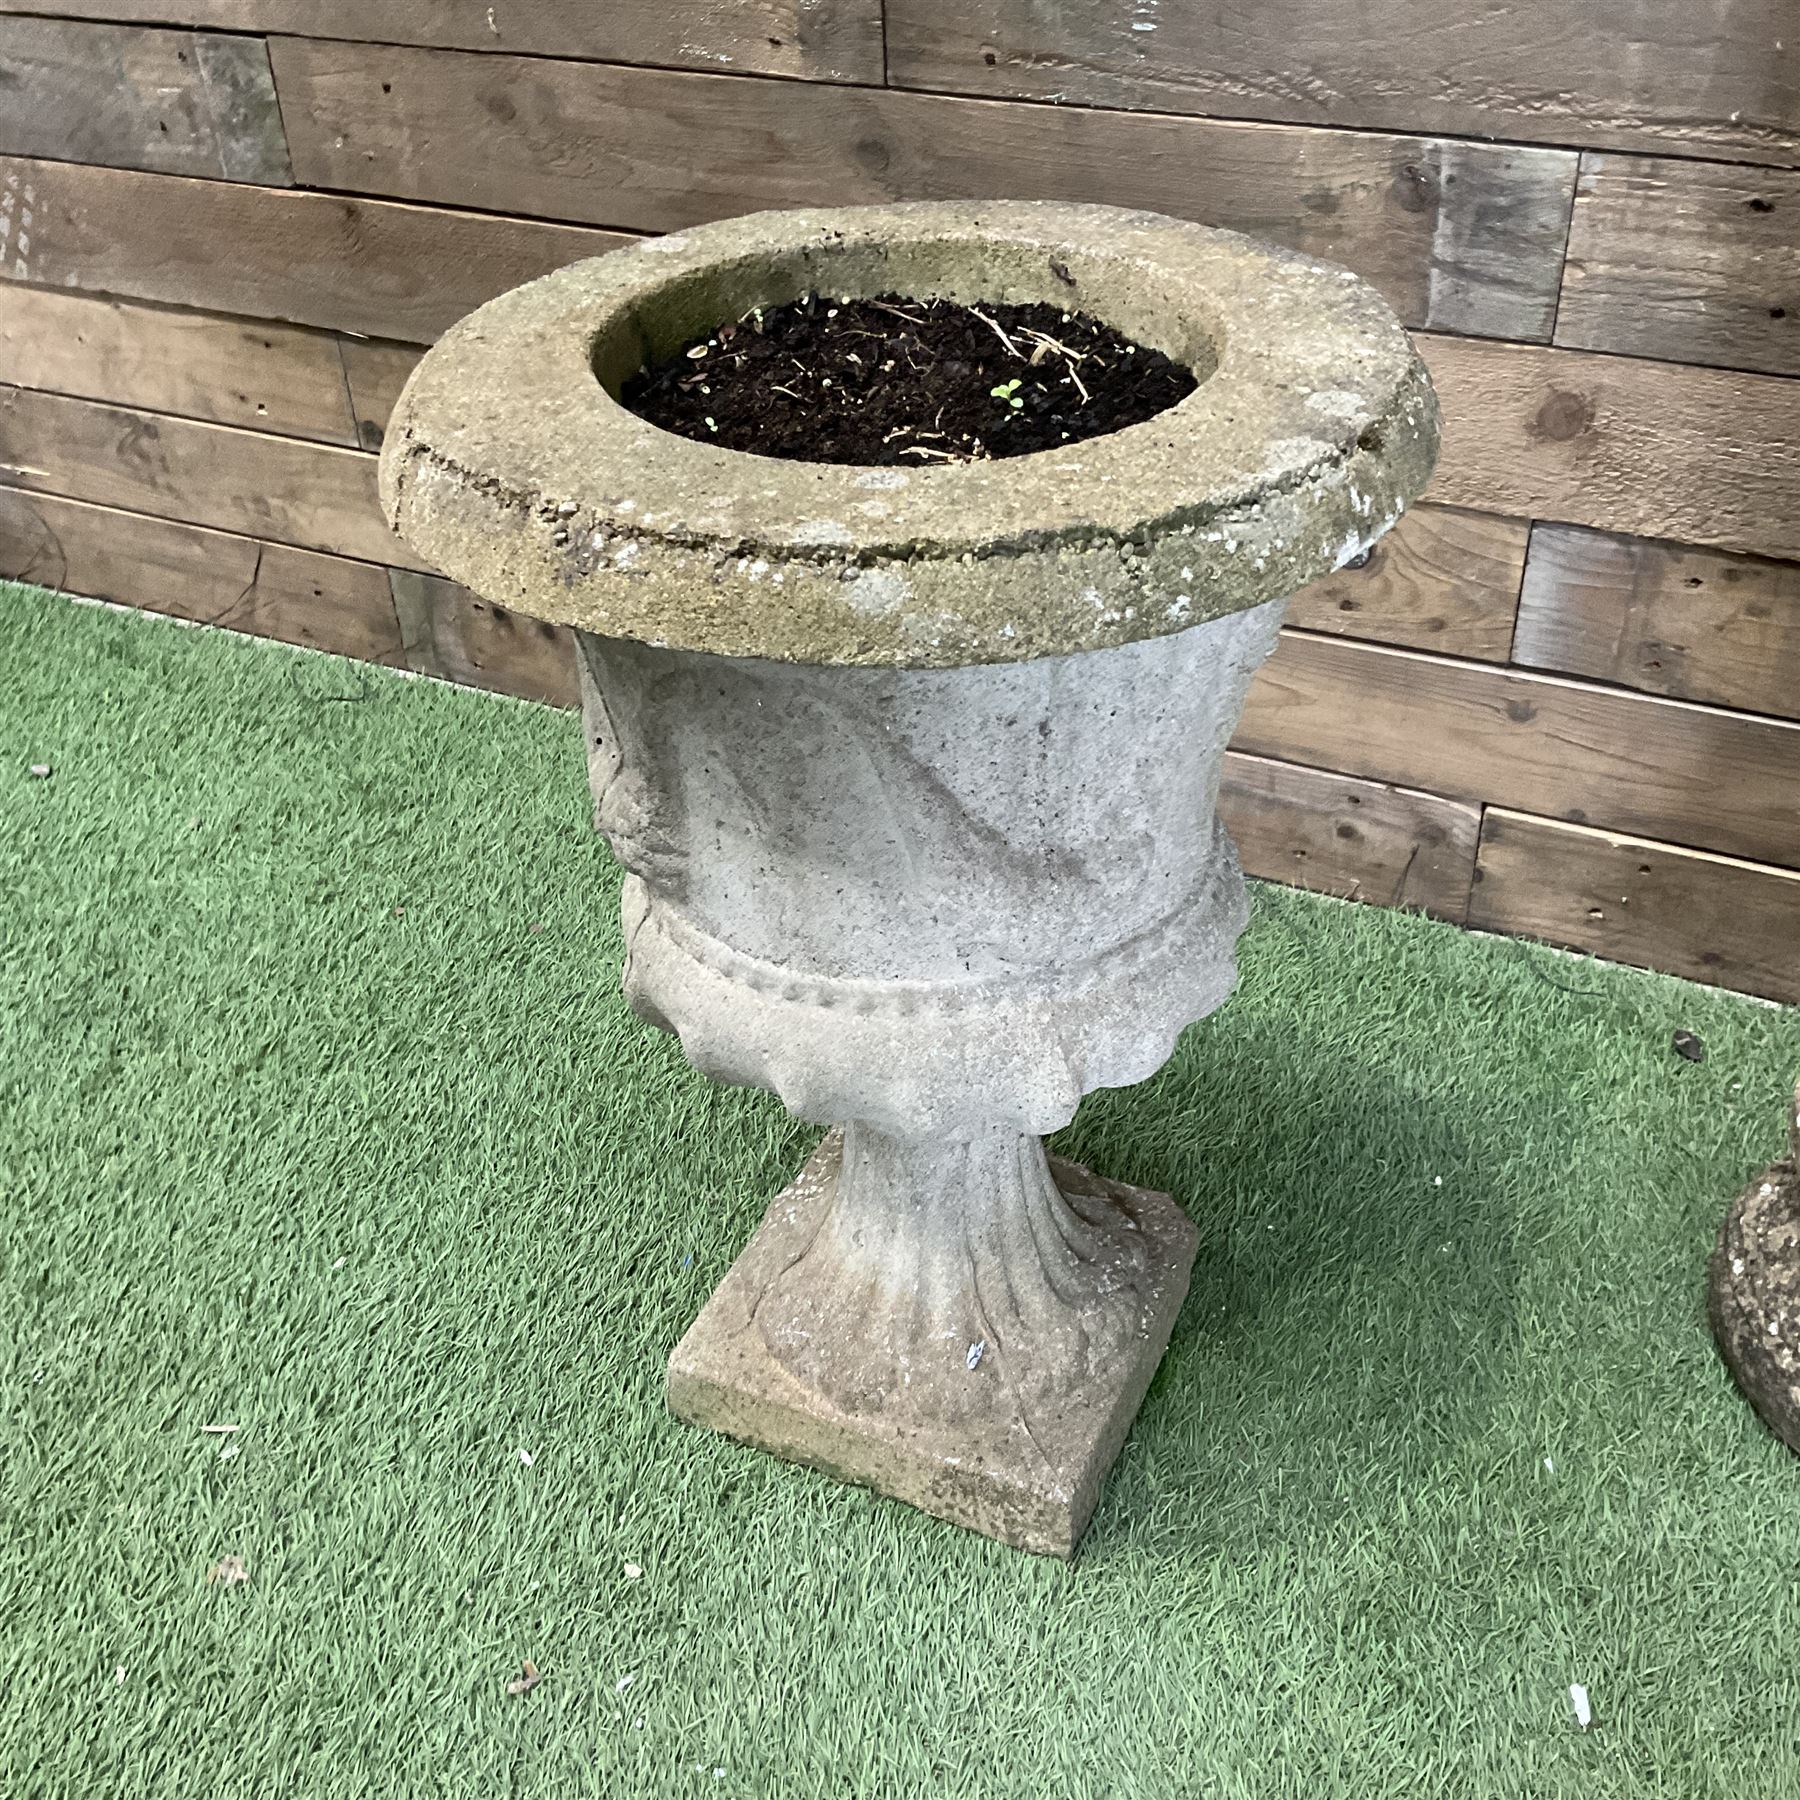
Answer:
0, 5, 1795, 1004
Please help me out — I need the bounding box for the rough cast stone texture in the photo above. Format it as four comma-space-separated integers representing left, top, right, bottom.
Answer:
379, 201, 1438, 669
1710, 1083, 1800, 1452
575, 614, 1280, 1136
666, 1130, 1198, 1559
581, 613, 1273, 1553
380, 202, 1441, 1553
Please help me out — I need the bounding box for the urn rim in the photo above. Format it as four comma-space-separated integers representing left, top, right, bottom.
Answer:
380, 200, 1439, 668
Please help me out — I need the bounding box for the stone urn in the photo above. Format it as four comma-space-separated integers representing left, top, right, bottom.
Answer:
379, 201, 1438, 1555
1710, 1081, 1800, 1450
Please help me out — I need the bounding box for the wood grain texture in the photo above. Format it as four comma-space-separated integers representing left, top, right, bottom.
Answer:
0, 156, 631, 343
1218, 751, 1479, 920
1419, 334, 1800, 562
1285, 504, 1525, 661
1558, 155, 1800, 377
0, 385, 416, 569
0, 16, 288, 184
884, 0, 1800, 166
0, 485, 404, 662
1514, 525, 1800, 722
0, 2, 885, 83
271, 38, 1576, 340
339, 339, 424, 451
1235, 630, 1800, 870
0, 285, 357, 444
1470, 809, 1800, 1004
389, 570, 579, 708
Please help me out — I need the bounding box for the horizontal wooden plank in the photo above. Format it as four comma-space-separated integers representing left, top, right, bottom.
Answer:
0, 2, 885, 84
884, 0, 1800, 166
0, 385, 417, 569
0, 156, 632, 343
1219, 751, 1479, 920
1234, 630, 1800, 870
1558, 155, 1800, 378
0, 485, 403, 663
1284, 504, 1525, 661
389, 570, 579, 708
0, 16, 288, 184
339, 339, 424, 451
1515, 525, 1800, 721
1418, 334, 1800, 563
272, 38, 1576, 340
0, 285, 357, 445
1470, 809, 1800, 1005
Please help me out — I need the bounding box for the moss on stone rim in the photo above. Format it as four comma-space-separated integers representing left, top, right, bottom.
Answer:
381, 200, 1440, 669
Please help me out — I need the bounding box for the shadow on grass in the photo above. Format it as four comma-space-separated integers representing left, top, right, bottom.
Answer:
1061, 1015, 1519, 1564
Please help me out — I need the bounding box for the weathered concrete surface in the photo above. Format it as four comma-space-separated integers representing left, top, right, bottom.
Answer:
1710, 1082, 1800, 1451
386, 200, 1441, 1553
381, 200, 1439, 669
582, 603, 1274, 1551
576, 608, 1281, 1138
667, 1127, 1198, 1558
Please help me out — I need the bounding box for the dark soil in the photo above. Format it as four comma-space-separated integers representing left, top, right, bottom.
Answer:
620, 292, 1198, 466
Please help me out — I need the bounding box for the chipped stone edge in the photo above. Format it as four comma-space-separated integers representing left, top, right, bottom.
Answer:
380, 200, 1440, 669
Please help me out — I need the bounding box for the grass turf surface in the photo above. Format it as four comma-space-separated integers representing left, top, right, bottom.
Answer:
4, 582, 1800, 1799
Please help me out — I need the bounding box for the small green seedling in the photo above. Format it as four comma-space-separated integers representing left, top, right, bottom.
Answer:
990, 378, 1025, 410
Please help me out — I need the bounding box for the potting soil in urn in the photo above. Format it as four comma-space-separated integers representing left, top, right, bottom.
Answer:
378, 202, 1440, 1556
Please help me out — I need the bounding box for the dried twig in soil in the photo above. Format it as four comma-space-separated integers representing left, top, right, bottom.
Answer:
966, 305, 1027, 360
1022, 328, 1089, 364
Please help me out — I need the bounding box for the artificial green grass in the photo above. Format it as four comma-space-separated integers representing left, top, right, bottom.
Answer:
4, 580, 1799, 1800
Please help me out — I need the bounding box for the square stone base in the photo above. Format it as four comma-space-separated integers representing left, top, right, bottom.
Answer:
666, 1137, 1198, 1557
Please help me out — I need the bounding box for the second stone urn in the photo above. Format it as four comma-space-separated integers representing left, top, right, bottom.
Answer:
379, 201, 1439, 1555
1710, 1082, 1800, 1451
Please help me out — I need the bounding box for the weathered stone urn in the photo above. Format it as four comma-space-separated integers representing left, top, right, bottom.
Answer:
1710, 1081, 1800, 1451
379, 201, 1438, 1555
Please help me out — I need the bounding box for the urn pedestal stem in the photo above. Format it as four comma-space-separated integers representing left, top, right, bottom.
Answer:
667, 1124, 1201, 1557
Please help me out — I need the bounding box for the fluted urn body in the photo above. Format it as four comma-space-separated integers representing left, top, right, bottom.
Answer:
380, 201, 1439, 1554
